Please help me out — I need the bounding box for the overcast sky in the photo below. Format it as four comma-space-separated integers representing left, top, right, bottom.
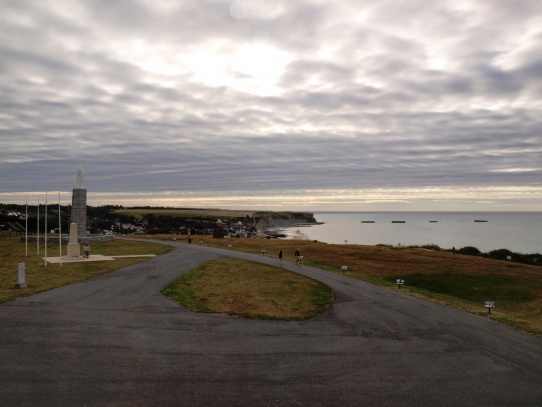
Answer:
1, 0, 541, 211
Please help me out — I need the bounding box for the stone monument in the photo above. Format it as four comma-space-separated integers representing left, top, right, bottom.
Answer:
70, 167, 87, 240
67, 222, 81, 257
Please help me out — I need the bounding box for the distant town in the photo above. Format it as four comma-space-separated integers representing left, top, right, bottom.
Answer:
0, 204, 315, 239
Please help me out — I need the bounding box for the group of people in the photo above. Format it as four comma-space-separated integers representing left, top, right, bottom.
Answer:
277, 248, 303, 264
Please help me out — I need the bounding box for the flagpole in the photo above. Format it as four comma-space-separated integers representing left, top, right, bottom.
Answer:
25, 196, 28, 257
37, 196, 40, 256
45, 192, 48, 267
59, 192, 62, 267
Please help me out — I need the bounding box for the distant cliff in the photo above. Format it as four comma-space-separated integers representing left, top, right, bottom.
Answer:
254, 212, 317, 232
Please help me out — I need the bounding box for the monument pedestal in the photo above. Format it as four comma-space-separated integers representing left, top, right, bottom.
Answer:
67, 222, 81, 257
67, 243, 80, 257
71, 188, 87, 240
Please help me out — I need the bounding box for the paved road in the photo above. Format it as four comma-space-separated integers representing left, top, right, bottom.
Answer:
1, 240, 542, 406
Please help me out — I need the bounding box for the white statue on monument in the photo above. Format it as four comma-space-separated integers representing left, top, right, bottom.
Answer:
75, 166, 85, 189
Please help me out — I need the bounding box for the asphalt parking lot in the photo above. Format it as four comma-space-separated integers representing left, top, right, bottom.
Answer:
1, 239, 541, 406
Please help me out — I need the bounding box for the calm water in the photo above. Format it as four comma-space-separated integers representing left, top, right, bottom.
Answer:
280, 212, 542, 254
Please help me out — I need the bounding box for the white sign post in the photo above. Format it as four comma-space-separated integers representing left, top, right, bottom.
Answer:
396, 279, 405, 289
340, 266, 348, 273
484, 300, 496, 314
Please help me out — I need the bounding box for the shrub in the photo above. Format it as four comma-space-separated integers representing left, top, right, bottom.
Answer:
420, 244, 442, 251
458, 246, 482, 256
486, 249, 542, 267
487, 249, 514, 261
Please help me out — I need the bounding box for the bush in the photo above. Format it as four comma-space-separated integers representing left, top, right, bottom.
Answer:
487, 249, 514, 261
458, 246, 482, 256
486, 249, 542, 267
421, 244, 442, 251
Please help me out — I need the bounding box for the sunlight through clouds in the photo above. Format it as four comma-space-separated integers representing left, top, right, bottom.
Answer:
231, 43, 292, 95
1, 0, 541, 210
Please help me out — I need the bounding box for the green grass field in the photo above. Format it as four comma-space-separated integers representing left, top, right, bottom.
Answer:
161, 258, 333, 320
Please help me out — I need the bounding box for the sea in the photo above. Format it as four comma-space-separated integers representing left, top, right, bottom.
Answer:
276, 212, 542, 254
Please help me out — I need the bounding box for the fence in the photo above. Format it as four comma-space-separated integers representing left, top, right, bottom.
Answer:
1, 231, 24, 238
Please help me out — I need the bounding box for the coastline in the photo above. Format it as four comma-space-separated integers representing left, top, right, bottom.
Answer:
264, 224, 318, 240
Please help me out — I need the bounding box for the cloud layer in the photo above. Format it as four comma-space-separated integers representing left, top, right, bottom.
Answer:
1, 0, 541, 210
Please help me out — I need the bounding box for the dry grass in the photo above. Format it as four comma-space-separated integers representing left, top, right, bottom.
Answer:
0, 237, 174, 304
161, 258, 333, 320
130, 234, 542, 336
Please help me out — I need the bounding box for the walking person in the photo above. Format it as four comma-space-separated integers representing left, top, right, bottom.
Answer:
278, 249, 283, 264
83, 242, 90, 258
295, 248, 301, 264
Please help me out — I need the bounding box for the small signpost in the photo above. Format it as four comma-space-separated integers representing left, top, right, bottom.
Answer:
484, 300, 496, 314
340, 265, 347, 273
228, 244, 232, 250
396, 279, 405, 289
261, 248, 266, 255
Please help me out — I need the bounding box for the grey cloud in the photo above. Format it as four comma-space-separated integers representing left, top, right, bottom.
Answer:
1, 0, 541, 209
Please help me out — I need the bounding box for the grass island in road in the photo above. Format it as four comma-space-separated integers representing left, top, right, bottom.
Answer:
161, 258, 333, 320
